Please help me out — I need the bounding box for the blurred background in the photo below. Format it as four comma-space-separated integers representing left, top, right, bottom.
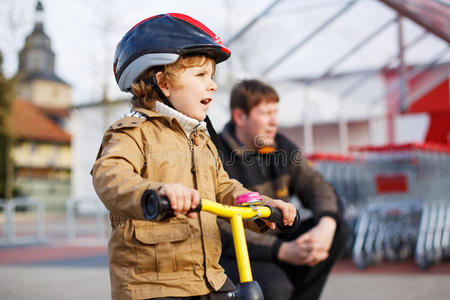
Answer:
0, 0, 449, 299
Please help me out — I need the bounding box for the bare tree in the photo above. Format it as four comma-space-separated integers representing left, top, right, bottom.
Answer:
0, 0, 35, 77
0, 51, 15, 199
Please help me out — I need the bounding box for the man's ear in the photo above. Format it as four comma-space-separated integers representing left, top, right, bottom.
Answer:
231, 108, 247, 129
155, 72, 170, 97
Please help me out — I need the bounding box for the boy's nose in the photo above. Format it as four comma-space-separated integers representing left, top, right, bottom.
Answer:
209, 79, 217, 91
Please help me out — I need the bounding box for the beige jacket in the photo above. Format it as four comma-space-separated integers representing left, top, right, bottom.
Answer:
91, 107, 268, 299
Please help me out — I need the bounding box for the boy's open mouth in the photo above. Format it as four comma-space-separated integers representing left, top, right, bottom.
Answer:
200, 98, 212, 105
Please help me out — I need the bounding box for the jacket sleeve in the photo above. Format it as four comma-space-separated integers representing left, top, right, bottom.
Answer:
91, 128, 163, 219
213, 144, 270, 233
290, 153, 339, 220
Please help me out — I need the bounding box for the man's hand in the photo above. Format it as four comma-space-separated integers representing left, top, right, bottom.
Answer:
278, 216, 337, 266
264, 199, 297, 230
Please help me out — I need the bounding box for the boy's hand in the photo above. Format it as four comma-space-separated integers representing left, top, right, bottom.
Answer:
158, 184, 200, 218
264, 199, 297, 230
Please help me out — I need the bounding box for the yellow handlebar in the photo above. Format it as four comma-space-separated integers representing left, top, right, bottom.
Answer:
200, 199, 272, 219
142, 190, 300, 285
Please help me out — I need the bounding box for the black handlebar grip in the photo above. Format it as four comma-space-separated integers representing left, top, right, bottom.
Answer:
141, 190, 202, 221
265, 206, 301, 233
142, 190, 172, 221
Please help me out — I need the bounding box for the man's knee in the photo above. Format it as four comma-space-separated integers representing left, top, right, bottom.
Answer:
246, 260, 293, 300
330, 218, 352, 258
258, 271, 293, 300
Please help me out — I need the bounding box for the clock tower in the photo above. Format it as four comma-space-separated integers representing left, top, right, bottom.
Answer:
16, 0, 71, 109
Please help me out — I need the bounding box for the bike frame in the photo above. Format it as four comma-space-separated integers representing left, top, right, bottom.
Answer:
200, 199, 272, 284
144, 190, 300, 300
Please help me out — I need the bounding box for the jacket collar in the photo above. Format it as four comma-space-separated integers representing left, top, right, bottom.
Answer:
153, 101, 207, 136
132, 105, 165, 119
220, 122, 253, 157
132, 104, 207, 135
221, 121, 278, 157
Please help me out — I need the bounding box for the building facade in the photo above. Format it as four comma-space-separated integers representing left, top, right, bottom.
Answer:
9, 1, 72, 205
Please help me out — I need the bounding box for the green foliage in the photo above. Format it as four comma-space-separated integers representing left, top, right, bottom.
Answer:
0, 51, 14, 199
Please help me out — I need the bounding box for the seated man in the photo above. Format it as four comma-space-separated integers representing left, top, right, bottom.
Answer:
218, 79, 351, 300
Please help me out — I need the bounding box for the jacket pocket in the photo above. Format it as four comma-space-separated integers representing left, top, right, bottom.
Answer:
133, 219, 192, 280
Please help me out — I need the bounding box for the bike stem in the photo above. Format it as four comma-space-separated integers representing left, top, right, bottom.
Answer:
143, 191, 300, 300
230, 213, 253, 282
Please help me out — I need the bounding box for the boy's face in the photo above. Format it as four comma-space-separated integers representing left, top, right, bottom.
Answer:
241, 101, 279, 148
166, 59, 217, 121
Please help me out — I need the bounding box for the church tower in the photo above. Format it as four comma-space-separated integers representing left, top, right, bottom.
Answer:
16, 0, 71, 109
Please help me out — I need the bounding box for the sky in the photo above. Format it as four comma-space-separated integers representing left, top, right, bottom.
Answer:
0, 0, 448, 105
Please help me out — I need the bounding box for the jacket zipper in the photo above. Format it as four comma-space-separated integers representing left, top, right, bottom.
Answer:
189, 138, 198, 188
189, 127, 199, 189
172, 121, 210, 284
171, 121, 198, 188
187, 126, 211, 286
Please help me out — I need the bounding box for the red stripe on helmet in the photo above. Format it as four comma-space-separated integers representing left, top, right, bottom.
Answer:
221, 46, 230, 55
122, 13, 230, 56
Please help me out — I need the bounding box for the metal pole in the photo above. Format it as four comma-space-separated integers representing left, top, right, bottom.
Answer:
339, 101, 349, 154
36, 200, 46, 241
225, 0, 286, 46
303, 88, 314, 153
261, 0, 358, 76
366, 47, 449, 106
339, 30, 428, 99
397, 14, 408, 112
6, 200, 15, 243
66, 197, 76, 242
378, 0, 450, 43
312, 15, 396, 153
317, 17, 397, 82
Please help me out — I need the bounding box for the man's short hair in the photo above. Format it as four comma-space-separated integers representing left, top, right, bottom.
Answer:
230, 79, 279, 115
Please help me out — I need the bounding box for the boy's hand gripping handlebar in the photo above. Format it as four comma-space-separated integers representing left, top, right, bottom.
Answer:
142, 190, 300, 300
143, 190, 300, 233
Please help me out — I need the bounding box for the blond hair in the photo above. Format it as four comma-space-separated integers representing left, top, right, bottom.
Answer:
130, 56, 215, 109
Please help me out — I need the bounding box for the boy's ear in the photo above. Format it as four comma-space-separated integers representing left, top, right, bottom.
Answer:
155, 72, 170, 97
232, 108, 247, 129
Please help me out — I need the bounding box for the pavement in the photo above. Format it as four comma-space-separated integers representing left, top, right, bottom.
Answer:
1, 241, 450, 300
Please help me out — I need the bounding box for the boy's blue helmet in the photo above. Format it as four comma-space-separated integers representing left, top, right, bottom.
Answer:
114, 13, 231, 92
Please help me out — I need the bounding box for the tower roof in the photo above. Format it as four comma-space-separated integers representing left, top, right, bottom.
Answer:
17, 1, 68, 85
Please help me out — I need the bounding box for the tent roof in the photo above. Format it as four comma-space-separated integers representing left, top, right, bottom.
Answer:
379, 0, 450, 43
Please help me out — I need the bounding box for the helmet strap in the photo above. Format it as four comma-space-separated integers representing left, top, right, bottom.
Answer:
148, 75, 175, 110
147, 75, 223, 152
204, 115, 223, 152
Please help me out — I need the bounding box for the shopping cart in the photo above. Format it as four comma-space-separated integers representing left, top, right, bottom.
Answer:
310, 143, 450, 269
350, 143, 450, 269
308, 153, 363, 256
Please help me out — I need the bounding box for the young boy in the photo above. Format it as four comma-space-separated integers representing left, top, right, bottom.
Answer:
91, 14, 297, 300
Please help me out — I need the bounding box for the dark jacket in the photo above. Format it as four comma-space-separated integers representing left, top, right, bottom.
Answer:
218, 122, 339, 261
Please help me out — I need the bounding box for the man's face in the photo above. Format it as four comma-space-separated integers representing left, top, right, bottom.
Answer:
242, 101, 279, 148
